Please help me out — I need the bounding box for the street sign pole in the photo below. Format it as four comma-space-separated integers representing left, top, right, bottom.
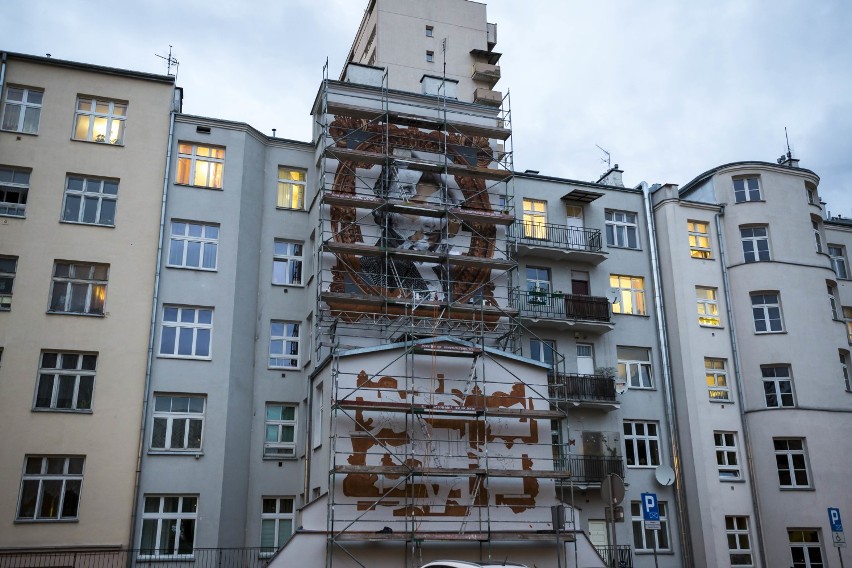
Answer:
828, 508, 846, 568
838, 547, 845, 568
652, 531, 659, 568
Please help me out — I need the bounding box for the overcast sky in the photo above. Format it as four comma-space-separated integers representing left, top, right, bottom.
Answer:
5, 0, 851, 215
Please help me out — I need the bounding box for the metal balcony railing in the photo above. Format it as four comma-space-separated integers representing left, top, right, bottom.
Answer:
514, 290, 611, 322
549, 373, 617, 403
595, 545, 633, 568
0, 547, 274, 568
512, 222, 602, 252
555, 455, 624, 483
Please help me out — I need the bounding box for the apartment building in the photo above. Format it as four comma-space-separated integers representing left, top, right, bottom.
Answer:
0, 53, 175, 550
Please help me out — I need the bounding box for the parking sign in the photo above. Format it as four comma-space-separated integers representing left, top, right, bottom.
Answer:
641, 492, 661, 530
829, 508, 844, 533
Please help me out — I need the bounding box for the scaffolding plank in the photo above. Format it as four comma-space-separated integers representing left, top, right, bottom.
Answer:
322, 241, 515, 270
334, 398, 565, 419
330, 531, 576, 542
333, 465, 572, 479
320, 192, 515, 226
324, 146, 511, 181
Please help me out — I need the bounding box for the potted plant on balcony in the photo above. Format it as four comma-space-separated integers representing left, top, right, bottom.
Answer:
528, 287, 548, 305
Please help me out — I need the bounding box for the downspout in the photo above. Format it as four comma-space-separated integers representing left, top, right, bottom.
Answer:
128, 96, 177, 550
715, 209, 767, 567
642, 182, 693, 567
1, 52, 8, 98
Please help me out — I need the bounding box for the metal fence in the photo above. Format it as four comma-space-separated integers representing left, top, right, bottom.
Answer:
515, 290, 611, 322
555, 455, 625, 483
0, 548, 273, 568
595, 544, 633, 568
512, 222, 603, 252
549, 373, 617, 403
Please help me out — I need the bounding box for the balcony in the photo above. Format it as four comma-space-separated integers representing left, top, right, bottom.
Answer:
514, 290, 614, 333
595, 545, 633, 568
512, 222, 606, 264
549, 373, 619, 411
473, 87, 503, 106
471, 62, 501, 86
556, 455, 625, 484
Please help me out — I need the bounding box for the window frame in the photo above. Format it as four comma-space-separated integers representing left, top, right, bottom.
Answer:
175, 143, 224, 189
812, 219, 823, 254
841, 351, 851, 392
0, 166, 31, 218
725, 515, 754, 567
522, 198, 548, 239
829, 245, 848, 279
48, 261, 108, 316
788, 529, 825, 568
269, 321, 300, 369
761, 365, 795, 408
0, 255, 17, 310
687, 220, 712, 259
739, 226, 771, 263
61, 175, 118, 227
150, 395, 206, 452
623, 420, 660, 468
312, 382, 324, 449
733, 176, 761, 203
425, 25, 434, 37
610, 274, 646, 316
272, 240, 304, 286
16, 456, 85, 522
630, 500, 670, 552
525, 266, 551, 293
426, 50, 435, 63
605, 210, 639, 249
617, 346, 653, 389
167, 221, 219, 271
73, 97, 126, 145
750, 292, 784, 333
1, 85, 43, 134
714, 431, 741, 480
277, 167, 306, 210
774, 438, 811, 489
260, 497, 295, 555
139, 495, 198, 558
34, 352, 97, 413
265, 404, 297, 458
159, 306, 213, 360
705, 358, 730, 401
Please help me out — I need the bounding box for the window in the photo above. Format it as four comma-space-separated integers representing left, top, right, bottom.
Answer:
34, 352, 96, 412
806, 184, 818, 205
751, 292, 783, 333
159, 306, 212, 359
426, 50, 434, 63
762, 365, 794, 408
829, 245, 848, 279
0, 166, 30, 217
176, 143, 224, 189
272, 240, 303, 285
789, 529, 825, 568
73, 97, 126, 144
605, 210, 639, 249
828, 284, 839, 319
610, 274, 646, 315
812, 220, 823, 254
631, 500, 670, 551
425, 25, 434, 37
312, 382, 324, 449
529, 338, 555, 368
1, 86, 43, 134
16, 456, 84, 521
61, 176, 118, 226
48, 262, 108, 315
733, 177, 761, 203
725, 516, 753, 566
269, 321, 300, 369
841, 351, 850, 392
740, 226, 770, 262
140, 496, 197, 557
714, 432, 741, 479
696, 286, 721, 326
168, 221, 219, 270
623, 420, 660, 467
617, 346, 653, 389
688, 220, 711, 258
522, 198, 547, 239
261, 497, 295, 554
845, 307, 852, 344
265, 404, 297, 458
705, 358, 729, 401
151, 395, 205, 451
277, 167, 306, 210
774, 438, 810, 488
526, 266, 551, 293
0, 256, 17, 310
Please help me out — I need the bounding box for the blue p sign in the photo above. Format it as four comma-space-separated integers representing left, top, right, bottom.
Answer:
641, 492, 660, 521
829, 508, 844, 532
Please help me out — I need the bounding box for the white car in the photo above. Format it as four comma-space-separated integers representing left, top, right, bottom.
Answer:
420, 562, 528, 568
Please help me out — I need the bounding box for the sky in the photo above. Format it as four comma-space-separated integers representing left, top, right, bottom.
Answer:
5, 0, 852, 215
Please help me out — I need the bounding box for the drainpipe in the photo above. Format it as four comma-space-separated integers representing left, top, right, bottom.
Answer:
1, 52, 8, 98
642, 182, 693, 567
715, 209, 767, 567
128, 96, 177, 550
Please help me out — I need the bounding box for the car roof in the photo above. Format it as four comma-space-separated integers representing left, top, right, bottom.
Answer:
421, 561, 528, 568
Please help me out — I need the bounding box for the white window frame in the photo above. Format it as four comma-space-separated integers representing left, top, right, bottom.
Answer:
688, 220, 712, 258
522, 198, 548, 239
617, 346, 653, 389
733, 176, 761, 203
139, 495, 197, 558
841, 351, 851, 392
272, 240, 304, 286
631, 500, 670, 552
788, 529, 825, 568
167, 221, 219, 271
623, 420, 660, 467
312, 382, 324, 449
73, 97, 126, 145
828, 284, 839, 320
774, 438, 811, 489
261, 497, 295, 555
426, 50, 434, 63
176, 143, 224, 189
48, 262, 108, 315
751, 292, 783, 333
761, 365, 795, 408
714, 431, 741, 480
0, 166, 30, 217
277, 167, 306, 210
605, 210, 639, 249
264, 404, 297, 458
159, 306, 213, 359
696, 286, 721, 326
525, 266, 551, 293
610, 274, 646, 315
705, 358, 730, 401
0, 255, 17, 310
34, 352, 97, 412
740, 226, 770, 263
151, 395, 205, 452
61, 175, 118, 227
269, 321, 300, 369
845, 307, 852, 344
1, 86, 43, 134
812, 219, 823, 254
16, 456, 85, 521
425, 25, 434, 37
725, 516, 754, 567
829, 245, 848, 279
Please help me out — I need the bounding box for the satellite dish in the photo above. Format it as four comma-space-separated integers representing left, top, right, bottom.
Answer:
608, 288, 621, 304
655, 465, 675, 487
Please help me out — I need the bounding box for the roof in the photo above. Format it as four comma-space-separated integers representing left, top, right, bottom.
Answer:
2, 51, 175, 85
679, 160, 819, 197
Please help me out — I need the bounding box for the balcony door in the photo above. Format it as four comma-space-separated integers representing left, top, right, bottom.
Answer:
577, 343, 595, 375
571, 270, 590, 296
566, 205, 586, 249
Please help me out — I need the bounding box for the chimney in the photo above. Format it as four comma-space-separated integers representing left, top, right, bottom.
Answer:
777, 151, 800, 168
597, 164, 624, 187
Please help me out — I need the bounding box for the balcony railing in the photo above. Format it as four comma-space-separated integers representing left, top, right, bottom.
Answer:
0, 548, 274, 568
555, 455, 624, 483
549, 373, 617, 403
514, 290, 611, 323
512, 222, 602, 252
595, 545, 633, 568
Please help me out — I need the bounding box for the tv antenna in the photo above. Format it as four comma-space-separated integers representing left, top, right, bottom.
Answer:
155, 45, 179, 79
595, 144, 611, 169
777, 127, 794, 164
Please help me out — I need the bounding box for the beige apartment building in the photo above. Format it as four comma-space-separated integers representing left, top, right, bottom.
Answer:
0, 52, 176, 550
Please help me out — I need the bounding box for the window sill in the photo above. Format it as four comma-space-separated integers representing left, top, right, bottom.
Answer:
0, 307, 10, 312
708, 398, 733, 404
136, 554, 194, 561
174, 183, 223, 191
269, 366, 300, 371
275, 206, 307, 212
14, 518, 78, 524
157, 354, 213, 361
32, 408, 92, 414
719, 477, 745, 483
613, 312, 650, 318
690, 255, 715, 261
263, 455, 298, 461
699, 324, 724, 329
1, 128, 38, 136
0, 213, 26, 219
635, 550, 674, 556
606, 245, 643, 252
779, 486, 815, 492
46, 311, 105, 318
733, 199, 766, 204
272, 282, 306, 288
166, 265, 218, 273
754, 330, 787, 335
147, 450, 204, 457
60, 220, 115, 228
71, 138, 124, 148
626, 465, 660, 469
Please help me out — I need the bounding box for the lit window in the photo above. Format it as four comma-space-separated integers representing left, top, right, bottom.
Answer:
829, 245, 848, 279
48, 262, 108, 315
265, 404, 296, 458
617, 346, 653, 389
714, 432, 741, 479
605, 210, 639, 249
610, 274, 646, 315
725, 516, 753, 566
34, 352, 96, 412
789, 530, 825, 567
261, 497, 295, 554
841, 351, 851, 392
140, 496, 197, 557
426, 50, 434, 63
623, 420, 660, 467
159, 306, 213, 359
774, 438, 810, 488
762, 365, 794, 408
277, 167, 306, 210
0, 166, 30, 217
696, 286, 721, 326
631, 500, 670, 551
168, 221, 219, 270
176, 143, 224, 189
61, 176, 118, 226
522, 198, 547, 239
1, 86, 43, 134
733, 177, 761, 203
73, 97, 126, 144
0, 256, 17, 310
16, 456, 84, 521
740, 226, 770, 263
425, 25, 434, 37
272, 240, 303, 285
751, 292, 783, 333
151, 395, 205, 451
705, 358, 729, 401
269, 321, 300, 369
688, 220, 711, 258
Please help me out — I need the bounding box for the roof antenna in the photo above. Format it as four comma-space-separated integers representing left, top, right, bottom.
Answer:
777, 127, 793, 164
155, 45, 179, 79
595, 144, 611, 169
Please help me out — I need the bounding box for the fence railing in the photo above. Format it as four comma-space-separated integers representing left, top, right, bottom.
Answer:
0, 548, 273, 568
514, 291, 611, 323
595, 544, 633, 568
549, 373, 617, 403
512, 222, 603, 252
555, 455, 624, 483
